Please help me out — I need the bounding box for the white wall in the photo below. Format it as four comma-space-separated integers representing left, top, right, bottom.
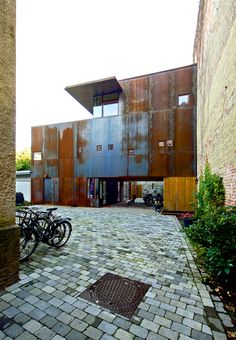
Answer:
16, 181, 31, 202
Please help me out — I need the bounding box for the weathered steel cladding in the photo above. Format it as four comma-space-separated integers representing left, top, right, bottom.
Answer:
148, 66, 196, 177
128, 112, 149, 176
128, 76, 149, 113
31, 64, 197, 206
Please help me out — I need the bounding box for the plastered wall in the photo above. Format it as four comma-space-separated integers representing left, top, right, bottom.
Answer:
0, 0, 19, 290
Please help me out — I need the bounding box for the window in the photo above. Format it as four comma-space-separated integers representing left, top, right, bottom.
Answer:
96, 145, 102, 151
33, 152, 42, 160
128, 149, 135, 156
166, 140, 173, 147
108, 144, 114, 150
178, 94, 190, 106
93, 92, 119, 118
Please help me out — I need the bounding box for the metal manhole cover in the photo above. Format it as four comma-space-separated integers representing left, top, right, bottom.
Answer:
79, 272, 151, 318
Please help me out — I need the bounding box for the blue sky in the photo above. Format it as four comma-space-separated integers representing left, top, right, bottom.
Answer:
16, 0, 199, 150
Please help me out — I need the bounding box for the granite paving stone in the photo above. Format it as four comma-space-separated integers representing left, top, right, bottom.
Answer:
66, 329, 87, 340
15, 331, 38, 340
0, 205, 231, 339
51, 321, 72, 337
3, 323, 24, 338
23, 319, 42, 333
84, 325, 103, 339
35, 326, 56, 339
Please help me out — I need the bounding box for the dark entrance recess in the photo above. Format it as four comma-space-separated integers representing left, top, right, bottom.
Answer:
78, 272, 151, 319
106, 179, 118, 204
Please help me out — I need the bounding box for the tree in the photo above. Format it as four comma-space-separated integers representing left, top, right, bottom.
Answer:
16, 148, 31, 171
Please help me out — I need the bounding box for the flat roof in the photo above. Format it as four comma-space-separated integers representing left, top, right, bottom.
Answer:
65, 64, 197, 113
65, 76, 122, 114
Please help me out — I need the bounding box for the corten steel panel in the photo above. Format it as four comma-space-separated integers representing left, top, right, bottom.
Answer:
174, 108, 195, 176
58, 124, 74, 178
175, 109, 194, 152
174, 154, 195, 176
74, 177, 89, 206
31, 178, 43, 204
44, 159, 58, 178
31, 160, 44, 178
175, 66, 196, 106
164, 177, 196, 211
150, 73, 169, 111
59, 178, 74, 205
43, 178, 59, 204
149, 111, 169, 176
59, 159, 74, 178
44, 126, 58, 160
128, 112, 148, 176
86, 116, 127, 177
128, 76, 149, 113
74, 120, 93, 177
58, 124, 74, 205
59, 124, 74, 159
31, 126, 43, 152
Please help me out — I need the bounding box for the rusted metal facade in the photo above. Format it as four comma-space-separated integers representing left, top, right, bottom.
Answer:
31, 64, 197, 210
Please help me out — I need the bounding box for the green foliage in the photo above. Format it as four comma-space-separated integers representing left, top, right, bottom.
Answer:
185, 162, 236, 284
16, 148, 31, 171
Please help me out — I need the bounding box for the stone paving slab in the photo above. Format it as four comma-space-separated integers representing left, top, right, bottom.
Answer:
0, 205, 232, 339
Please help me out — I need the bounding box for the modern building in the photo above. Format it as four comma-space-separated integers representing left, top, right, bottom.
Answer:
31, 64, 197, 211
194, 0, 236, 205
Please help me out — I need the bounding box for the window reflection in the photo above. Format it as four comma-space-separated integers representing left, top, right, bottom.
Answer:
93, 92, 119, 118
93, 105, 102, 118
103, 103, 118, 117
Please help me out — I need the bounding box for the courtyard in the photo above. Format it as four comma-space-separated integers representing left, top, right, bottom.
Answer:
0, 205, 231, 339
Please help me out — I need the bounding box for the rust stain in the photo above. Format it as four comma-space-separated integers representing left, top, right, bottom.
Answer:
150, 73, 169, 111
135, 155, 143, 164
128, 77, 149, 113
44, 126, 58, 157
31, 126, 43, 152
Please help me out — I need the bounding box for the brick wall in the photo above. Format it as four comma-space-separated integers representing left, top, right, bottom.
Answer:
194, 0, 236, 204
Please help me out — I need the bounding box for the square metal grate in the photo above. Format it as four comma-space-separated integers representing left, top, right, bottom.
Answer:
79, 272, 151, 319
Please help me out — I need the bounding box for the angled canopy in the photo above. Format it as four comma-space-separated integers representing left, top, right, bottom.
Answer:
65, 77, 122, 114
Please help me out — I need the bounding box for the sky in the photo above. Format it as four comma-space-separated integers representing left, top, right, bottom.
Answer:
16, 0, 200, 151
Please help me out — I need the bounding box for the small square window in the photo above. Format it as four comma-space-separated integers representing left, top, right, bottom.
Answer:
96, 145, 102, 151
33, 152, 42, 160
128, 149, 135, 156
178, 94, 190, 106
158, 141, 165, 147
78, 147, 83, 153
108, 144, 114, 150
166, 140, 173, 147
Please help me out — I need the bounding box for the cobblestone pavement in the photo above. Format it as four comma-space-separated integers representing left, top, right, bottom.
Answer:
0, 205, 233, 339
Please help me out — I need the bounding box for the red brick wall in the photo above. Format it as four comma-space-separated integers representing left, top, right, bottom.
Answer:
224, 166, 236, 206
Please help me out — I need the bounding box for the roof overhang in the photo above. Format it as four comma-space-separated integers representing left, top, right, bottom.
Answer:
65, 76, 122, 114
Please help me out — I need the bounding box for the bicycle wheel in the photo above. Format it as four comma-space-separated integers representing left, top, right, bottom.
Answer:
145, 198, 153, 206
51, 220, 72, 248
20, 226, 39, 261
37, 218, 52, 244
37, 217, 49, 230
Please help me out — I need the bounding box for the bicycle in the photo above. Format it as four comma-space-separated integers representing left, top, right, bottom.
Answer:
16, 207, 72, 261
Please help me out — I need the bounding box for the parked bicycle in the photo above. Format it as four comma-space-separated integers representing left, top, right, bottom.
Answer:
16, 207, 72, 261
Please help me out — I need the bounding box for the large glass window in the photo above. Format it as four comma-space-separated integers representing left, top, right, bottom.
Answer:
93, 92, 119, 118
